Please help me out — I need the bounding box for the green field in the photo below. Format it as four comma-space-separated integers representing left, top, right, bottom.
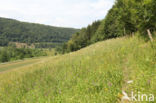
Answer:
0, 35, 155, 103
0, 57, 45, 72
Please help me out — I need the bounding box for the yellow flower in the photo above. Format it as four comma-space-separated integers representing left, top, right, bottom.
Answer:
105, 88, 108, 91
118, 93, 123, 99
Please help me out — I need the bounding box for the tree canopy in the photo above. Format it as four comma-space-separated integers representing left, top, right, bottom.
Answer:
0, 17, 79, 47
64, 0, 156, 53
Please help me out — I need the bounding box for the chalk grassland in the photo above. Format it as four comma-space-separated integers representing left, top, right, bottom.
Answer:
0, 34, 155, 103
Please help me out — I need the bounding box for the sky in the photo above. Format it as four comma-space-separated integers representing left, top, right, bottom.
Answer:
0, 0, 115, 28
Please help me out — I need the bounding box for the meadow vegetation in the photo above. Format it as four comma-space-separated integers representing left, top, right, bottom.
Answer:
0, 0, 155, 102
0, 34, 155, 103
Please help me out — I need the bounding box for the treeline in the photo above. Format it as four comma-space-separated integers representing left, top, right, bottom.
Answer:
61, 21, 101, 52
34, 42, 62, 48
63, 0, 156, 53
0, 47, 47, 63
0, 17, 79, 47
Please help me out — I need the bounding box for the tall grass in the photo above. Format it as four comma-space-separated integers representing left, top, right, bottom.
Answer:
0, 34, 155, 103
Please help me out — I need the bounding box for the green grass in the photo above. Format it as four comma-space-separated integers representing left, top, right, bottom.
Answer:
0, 34, 155, 103
0, 57, 42, 72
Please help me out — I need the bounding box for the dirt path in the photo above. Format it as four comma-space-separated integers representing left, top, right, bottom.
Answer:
120, 57, 133, 103
0, 57, 43, 72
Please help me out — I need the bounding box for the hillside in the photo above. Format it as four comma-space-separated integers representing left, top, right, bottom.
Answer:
0, 17, 79, 47
0, 35, 155, 103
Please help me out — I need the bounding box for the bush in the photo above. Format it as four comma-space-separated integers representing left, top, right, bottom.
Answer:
0, 47, 47, 63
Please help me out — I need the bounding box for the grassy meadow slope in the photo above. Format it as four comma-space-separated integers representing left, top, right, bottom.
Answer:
0, 34, 155, 103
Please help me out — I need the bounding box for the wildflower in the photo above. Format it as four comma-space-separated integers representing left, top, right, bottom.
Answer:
118, 93, 123, 99
104, 88, 108, 91
108, 82, 112, 87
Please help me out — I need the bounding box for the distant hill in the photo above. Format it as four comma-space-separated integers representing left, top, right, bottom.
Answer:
0, 17, 79, 47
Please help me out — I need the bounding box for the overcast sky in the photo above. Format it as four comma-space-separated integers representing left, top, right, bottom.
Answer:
0, 0, 115, 28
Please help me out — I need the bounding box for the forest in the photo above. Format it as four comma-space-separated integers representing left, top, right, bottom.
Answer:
0, 17, 79, 47
63, 0, 156, 52
0, 18, 79, 62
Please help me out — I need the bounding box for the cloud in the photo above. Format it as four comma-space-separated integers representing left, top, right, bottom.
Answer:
0, 0, 114, 28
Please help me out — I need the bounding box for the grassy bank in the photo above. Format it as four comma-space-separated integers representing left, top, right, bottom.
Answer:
0, 34, 155, 103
